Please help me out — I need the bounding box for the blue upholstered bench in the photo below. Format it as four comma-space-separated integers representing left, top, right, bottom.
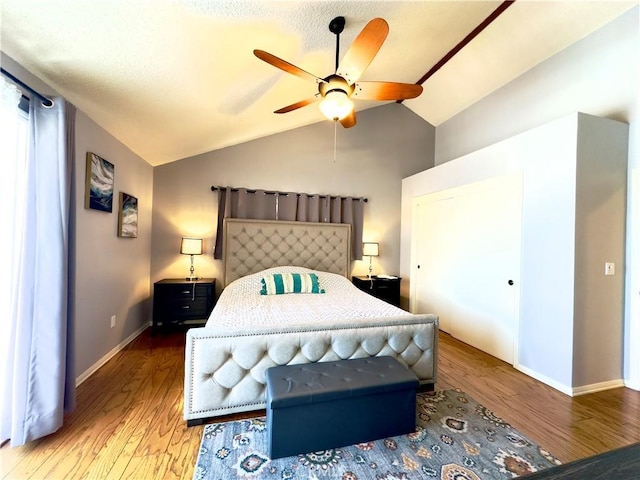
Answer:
265, 356, 418, 459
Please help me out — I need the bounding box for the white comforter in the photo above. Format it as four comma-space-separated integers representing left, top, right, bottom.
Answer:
207, 266, 411, 329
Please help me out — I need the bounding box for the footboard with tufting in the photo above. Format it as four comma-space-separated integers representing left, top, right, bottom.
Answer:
184, 315, 438, 425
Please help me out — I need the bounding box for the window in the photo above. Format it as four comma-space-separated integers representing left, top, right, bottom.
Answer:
0, 80, 29, 404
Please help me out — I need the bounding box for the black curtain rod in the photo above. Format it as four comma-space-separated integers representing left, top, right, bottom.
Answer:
1, 68, 54, 107
211, 185, 368, 203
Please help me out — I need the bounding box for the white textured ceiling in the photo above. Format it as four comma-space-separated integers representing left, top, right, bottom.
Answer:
1, 1, 636, 166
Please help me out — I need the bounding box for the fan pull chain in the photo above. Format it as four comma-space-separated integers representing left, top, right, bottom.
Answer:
333, 121, 338, 163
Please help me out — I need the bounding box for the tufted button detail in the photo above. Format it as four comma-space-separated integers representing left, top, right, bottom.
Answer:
224, 222, 351, 283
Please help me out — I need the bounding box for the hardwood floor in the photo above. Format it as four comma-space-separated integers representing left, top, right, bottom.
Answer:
435, 333, 640, 463
1, 328, 639, 479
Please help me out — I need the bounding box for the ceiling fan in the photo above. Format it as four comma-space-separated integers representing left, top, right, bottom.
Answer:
254, 16, 423, 128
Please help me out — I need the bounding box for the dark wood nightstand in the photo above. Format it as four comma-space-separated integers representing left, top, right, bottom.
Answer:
152, 278, 215, 334
352, 275, 401, 307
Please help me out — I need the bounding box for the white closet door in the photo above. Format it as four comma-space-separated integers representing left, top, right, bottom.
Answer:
412, 194, 455, 333
448, 176, 522, 364
412, 174, 522, 364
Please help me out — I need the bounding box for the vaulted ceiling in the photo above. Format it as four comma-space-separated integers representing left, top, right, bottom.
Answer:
1, 1, 636, 165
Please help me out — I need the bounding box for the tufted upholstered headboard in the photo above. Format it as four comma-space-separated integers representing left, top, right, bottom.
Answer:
222, 218, 351, 286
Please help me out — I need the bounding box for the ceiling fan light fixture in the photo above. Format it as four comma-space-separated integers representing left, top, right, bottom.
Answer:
319, 90, 354, 121
256, 17, 416, 129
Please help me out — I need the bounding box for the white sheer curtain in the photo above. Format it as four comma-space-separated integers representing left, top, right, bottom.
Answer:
0, 77, 76, 447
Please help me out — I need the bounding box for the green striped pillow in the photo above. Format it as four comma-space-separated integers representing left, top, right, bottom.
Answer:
260, 273, 325, 295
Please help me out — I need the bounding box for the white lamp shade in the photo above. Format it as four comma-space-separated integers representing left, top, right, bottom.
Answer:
362, 242, 379, 257
180, 237, 203, 255
319, 90, 354, 121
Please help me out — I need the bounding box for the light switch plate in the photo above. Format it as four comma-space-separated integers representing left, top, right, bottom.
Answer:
605, 262, 615, 276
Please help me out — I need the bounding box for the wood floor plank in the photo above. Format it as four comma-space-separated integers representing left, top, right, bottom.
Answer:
119, 452, 169, 480
132, 375, 183, 457
79, 380, 165, 480
163, 402, 203, 480
1, 327, 639, 479
102, 415, 149, 480
0, 437, 40, 476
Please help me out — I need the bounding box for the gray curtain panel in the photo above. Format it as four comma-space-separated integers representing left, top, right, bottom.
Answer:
214, 188, 364, 260
1, 96, 76, 447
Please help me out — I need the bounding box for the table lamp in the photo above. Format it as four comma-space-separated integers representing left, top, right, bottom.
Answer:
362, 242, 379, 279
180, 237, 203, 281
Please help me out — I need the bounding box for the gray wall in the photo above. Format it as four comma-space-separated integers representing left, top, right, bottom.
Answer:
74, 112, 154, 380
573, 117, 628, 388
151, 103, 435, 293
423, 6, 639, 389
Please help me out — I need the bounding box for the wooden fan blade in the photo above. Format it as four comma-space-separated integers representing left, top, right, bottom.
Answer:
352, 81, 423, 100
336, 18, 389, 84
254, 49, 324, 84
340, 109, 357, 128
274, 97, 318, 114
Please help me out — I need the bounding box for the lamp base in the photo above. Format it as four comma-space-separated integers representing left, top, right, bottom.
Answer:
186, 258, 198, 281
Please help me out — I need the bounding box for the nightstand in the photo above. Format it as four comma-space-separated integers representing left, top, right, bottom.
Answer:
152, 278, 215, 334
352, 275, 401, 307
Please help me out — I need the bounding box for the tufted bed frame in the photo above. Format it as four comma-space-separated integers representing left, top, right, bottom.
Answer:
184, 219, 438, 425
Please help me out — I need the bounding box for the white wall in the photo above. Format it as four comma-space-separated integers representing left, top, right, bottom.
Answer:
423, 6, 640, 389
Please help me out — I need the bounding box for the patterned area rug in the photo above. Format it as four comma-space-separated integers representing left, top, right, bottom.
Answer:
193, 389, 561, 479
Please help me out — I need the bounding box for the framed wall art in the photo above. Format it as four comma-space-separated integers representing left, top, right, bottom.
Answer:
118, 192, 138, 238
85, 152, 114, 212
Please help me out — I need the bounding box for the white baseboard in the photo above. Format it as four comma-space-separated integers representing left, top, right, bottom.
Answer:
516, 363, 627, 396
623, 379, 640, 391
572, 379, 625, 396
515, 364, 573, 396
75, 324, 148, 387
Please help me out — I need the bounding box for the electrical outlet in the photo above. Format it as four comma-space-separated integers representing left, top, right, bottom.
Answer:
604, 262, 615, 276
110, 315, 116, 328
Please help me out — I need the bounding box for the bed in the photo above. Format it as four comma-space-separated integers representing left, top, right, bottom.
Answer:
184, 219, 438, 425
